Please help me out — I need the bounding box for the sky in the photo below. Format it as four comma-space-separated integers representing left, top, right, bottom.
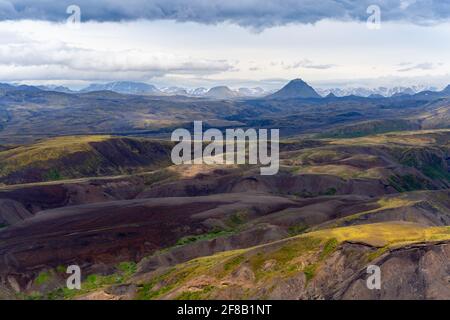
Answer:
1, 0, 450, 90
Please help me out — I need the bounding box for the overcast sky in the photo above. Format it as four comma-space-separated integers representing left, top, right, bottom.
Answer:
1, 0, 450, 89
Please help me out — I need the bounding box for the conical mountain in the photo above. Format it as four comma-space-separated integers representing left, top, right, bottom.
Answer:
267, 79, 321, 99
205, 86, 238, 99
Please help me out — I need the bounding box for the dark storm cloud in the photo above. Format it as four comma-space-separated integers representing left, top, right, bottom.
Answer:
1, 0, 450, 27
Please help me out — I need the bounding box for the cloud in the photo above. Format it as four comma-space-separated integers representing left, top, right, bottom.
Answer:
0, 39, 233, 81
397, 62, 413, 66
400, 0, 417, 10
284, 59, 336, 70
1, 0, 450, 28
397, 62, 436, 72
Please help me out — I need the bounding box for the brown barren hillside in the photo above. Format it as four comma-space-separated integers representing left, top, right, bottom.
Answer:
0, 129, 449, 299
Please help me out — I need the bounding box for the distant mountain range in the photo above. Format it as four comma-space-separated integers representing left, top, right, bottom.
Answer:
1, 78, 450, 147
316, 85, 438, 98
81, 81, 161, 95
0, 83, 42, 93
79, 81, 272, 99
1, 80, 449, 100
36, 85, 76, 94
78, 82, 273, 99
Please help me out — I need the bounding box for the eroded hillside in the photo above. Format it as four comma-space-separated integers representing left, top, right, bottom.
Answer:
0, 129, 449, 299
0, 136, 173, 185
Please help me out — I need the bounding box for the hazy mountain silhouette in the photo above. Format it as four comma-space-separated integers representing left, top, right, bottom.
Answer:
267, 78, 321, 99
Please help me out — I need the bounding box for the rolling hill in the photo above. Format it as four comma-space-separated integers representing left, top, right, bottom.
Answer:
0, 78, 450, 300
0, 79, 450, 145
0, 136, 173, 185
0, 129, 449, 299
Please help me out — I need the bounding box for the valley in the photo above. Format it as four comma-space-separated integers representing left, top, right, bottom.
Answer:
1, 80, 450, 145
2, 0, 450, 305
0, 101, 449, 299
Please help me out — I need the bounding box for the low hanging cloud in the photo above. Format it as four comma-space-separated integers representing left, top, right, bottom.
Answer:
0, 0, 450, 28
0, 40, 233, 81
397, 62, 442, 72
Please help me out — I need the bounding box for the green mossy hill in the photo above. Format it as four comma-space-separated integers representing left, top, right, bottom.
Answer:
135, 222, 450, 300
0, 136, 173, 185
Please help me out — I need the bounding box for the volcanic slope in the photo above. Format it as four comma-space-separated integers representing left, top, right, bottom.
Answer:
0, 129, 449, 299
0, 136, 173, 185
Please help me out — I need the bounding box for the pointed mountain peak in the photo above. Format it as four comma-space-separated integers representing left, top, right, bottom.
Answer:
291, 78, 307, 83
267, 78, 321, 99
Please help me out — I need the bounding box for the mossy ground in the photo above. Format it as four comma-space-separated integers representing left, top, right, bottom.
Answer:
316, 195, 419, 229
26, 261, 139, 300
0, 135, 110, 175
134, 222, 450, 300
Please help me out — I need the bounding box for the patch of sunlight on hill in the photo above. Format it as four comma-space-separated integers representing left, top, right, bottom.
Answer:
298, 149, 347, 163
131, 222, 450, 300
297, 164, 381, 180
319, 196, 419, 228
0, 135, 111, 175
330, 134, 433, 146
328, 129, 450, 147
310, 221, 450, 247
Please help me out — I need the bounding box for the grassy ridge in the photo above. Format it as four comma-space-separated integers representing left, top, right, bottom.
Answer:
0, 135, 173, 185
135, 222, 450, 300
25, 222, 450, 300
318, 119, 421, 139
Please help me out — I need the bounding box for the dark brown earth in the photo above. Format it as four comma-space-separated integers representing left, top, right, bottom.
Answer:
0, 130, 449, 299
